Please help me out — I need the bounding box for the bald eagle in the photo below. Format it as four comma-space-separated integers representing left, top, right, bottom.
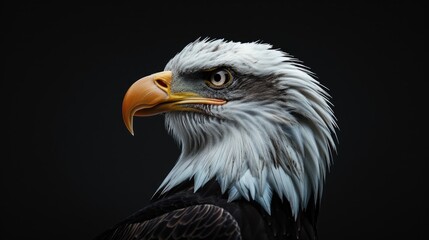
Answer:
96, 38, 337, 240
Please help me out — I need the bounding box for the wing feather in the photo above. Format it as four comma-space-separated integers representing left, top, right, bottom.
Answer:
102, 204, 241, 240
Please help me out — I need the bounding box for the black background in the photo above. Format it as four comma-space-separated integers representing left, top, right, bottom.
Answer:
3, 1, 428, 240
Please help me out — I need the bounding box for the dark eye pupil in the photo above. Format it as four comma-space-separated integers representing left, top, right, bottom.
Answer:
214, 74, 222, 82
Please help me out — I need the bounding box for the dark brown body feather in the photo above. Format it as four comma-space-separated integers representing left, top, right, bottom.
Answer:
95, 179, 319, 240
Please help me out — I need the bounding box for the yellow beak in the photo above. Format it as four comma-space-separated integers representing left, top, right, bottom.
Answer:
122, 71, 226, 135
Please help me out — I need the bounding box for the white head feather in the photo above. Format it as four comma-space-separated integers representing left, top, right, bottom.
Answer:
156, 38, 337, 217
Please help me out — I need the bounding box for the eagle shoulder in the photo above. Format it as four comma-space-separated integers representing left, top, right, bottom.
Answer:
95, 179, 318, 240
97, 204, 241, 240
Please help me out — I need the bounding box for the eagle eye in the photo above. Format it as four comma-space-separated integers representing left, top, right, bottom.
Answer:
206, 69, 232, 89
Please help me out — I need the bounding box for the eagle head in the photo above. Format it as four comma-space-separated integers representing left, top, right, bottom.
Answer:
122, 38, 337, 217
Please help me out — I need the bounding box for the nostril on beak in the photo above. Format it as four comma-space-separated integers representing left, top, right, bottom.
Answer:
155, 79, 168, 90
